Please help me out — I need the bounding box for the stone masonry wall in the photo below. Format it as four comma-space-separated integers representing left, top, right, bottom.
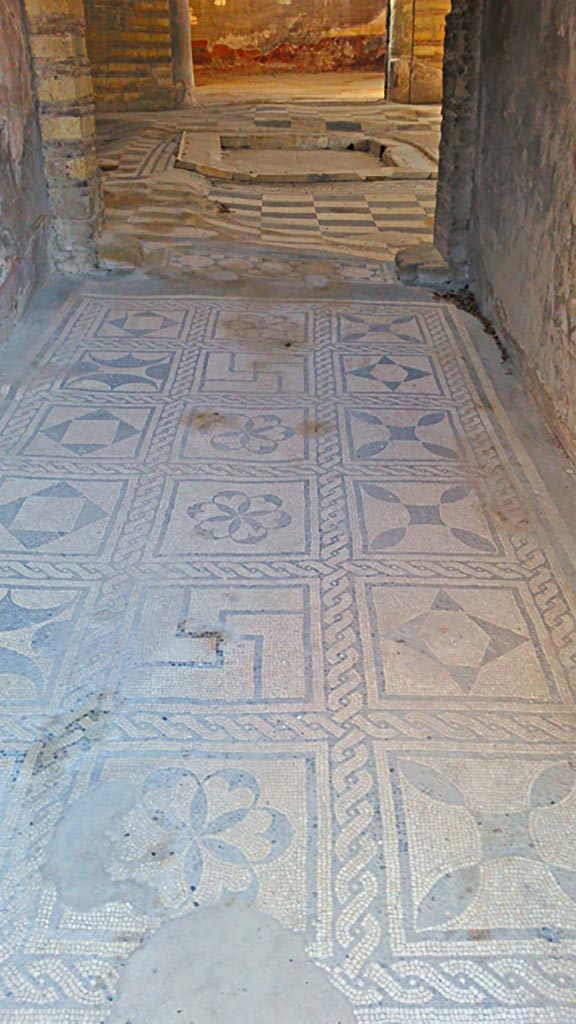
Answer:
24, 0, 102, 273
471, 0, 576, 454
191, 0, 386, 73
411, 0, 451, 100
387, 0, 450, 102
0, 1, 49, 335
434, 0, 484, 267
85, 0, 177, 110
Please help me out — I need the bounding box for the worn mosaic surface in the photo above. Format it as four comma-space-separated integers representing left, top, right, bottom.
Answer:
98, 101, 438, 266
0, 291, 574, 1021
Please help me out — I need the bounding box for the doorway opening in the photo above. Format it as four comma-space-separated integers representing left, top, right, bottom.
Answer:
189, 0, 387, 102
82, 0, 449, 281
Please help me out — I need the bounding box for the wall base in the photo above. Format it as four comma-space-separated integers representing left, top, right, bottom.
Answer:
387, 58, 443, 103
395, 244, 467, 290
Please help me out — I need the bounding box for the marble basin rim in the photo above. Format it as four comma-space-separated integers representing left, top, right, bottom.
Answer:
175, 129, 438, 183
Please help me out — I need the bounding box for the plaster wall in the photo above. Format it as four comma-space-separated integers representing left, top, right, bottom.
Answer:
0, 0, 48, 335
191, 0, 386, 73
85, 0, 177, 110
470, 0, 576, 452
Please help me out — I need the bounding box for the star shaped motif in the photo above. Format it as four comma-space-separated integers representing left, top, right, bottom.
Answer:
350, 355, 431, 391
392, 590, 527, 691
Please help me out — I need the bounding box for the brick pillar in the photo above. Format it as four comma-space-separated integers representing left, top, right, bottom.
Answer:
387, 0, 450, 103
23, 0, 102, 273
386, 0, 415, 103
169, 0, 196, 108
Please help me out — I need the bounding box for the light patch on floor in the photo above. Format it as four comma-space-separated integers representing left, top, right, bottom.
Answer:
108, 907, 355, 1024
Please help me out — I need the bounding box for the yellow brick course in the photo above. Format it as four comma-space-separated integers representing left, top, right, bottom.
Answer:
36, 73, 94, 105
41, 114, 96, 142
66, 152, 98, 180
31, 34, 78, 61
414, 0, 451, 66
25, 0, 85, 18
85, 0, 176, 111
22, 0, 102, 271
387, 0, 450, 101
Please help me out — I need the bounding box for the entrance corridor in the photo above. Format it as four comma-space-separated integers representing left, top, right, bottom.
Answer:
2, 0, 576, 1010
1, 98, 575, 1016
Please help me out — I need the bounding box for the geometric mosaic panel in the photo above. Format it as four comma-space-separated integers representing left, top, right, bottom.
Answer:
0, 477, 126, 555
338, 351, 444, 396
343, 407, 462, 463
362, 583, 557, 702
353, 480, 500, 556
21, 405, 154, 459
378, 750, 576, 944
178, 406, 309, 463
0, 585, 86, 704
195, 350, 310, 394
154, 478, 314, 557
0, 288, 574, 1024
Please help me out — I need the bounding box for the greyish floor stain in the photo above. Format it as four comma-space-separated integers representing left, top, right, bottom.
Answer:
42, 780, 154, 914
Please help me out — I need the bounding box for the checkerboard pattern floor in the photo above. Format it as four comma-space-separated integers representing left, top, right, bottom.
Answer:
208, 184, 436, 253
97, 99, 439, 263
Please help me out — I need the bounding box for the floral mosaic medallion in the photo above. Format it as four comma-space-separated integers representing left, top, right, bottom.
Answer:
101, 753, 315, 927
209, 413, 295, 455
0, 290, 574, 1023
187, 490, 292, 545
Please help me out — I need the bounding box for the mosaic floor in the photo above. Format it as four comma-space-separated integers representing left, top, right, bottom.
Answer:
97, 100, 438, 268
204, 182, 435, 252
0, 282, 575, 1022
97, 100, 441, 175
164, 242, 398, 285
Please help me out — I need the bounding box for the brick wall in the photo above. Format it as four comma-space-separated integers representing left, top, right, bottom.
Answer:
85, 0, 177, 111
471, 0, 576, 455
387, 0, 450, 102
0, 0, 48, 334
411, 0, 451, 100
23, 0, 102, 273
414, 0, 451, 70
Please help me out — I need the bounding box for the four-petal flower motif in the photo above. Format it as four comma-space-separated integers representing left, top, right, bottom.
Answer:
398, 759, 576, 931
187, 490, 291, 545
